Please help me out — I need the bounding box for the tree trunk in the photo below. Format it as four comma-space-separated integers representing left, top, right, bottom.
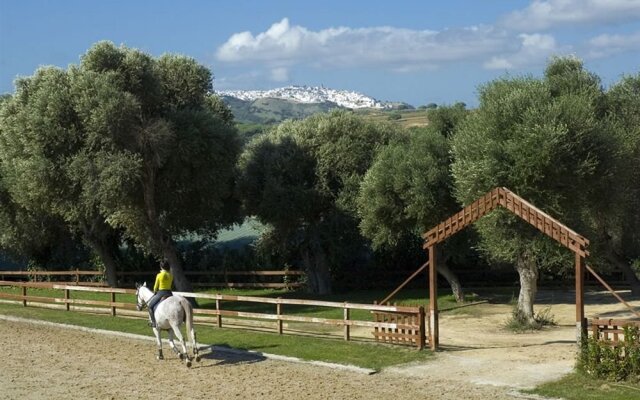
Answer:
81, 221, 121, 287
436, 247, 465, 303
141, 169, 192, 292
438, 263, 465, 303
606, 249, 640, 298
91, 242, 119, 287
162, 240, 192, 292
515, 253, 538, 324
300, 231, 331, 295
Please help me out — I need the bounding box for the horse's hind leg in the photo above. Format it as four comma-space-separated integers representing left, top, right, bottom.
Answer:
167, 330, 181, 357
189, 325, 200, 362
171, 324, 191, 367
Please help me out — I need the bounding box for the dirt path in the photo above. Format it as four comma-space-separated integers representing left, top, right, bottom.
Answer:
1, 289, 638, 400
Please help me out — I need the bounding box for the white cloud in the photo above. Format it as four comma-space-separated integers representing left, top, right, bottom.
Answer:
502, 0, 640, 31
484, 33, 561, 69
216, 18, 510, 70
586, 30, 640, 58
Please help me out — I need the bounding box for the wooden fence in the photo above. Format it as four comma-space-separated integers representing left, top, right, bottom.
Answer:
117, 270, 305, 289
0, 270, 107, 286
0, 281, 426, 349
589, 318, 640, 344
373, 306, 427, 347
0, 269, 305, 289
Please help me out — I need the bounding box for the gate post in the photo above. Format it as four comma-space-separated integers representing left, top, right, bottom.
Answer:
428, 245, 439, 350
575, 253, 586, 344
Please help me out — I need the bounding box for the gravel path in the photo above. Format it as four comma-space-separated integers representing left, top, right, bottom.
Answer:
1, 318, 518, 400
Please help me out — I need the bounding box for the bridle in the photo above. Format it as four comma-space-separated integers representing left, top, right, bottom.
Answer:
135, 286, 148, 311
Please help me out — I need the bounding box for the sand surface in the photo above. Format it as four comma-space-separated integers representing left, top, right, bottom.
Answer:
1, 289, 638, 400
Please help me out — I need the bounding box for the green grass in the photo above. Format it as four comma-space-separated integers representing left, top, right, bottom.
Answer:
357, 109, 429, 128
0, 285, 482, 319
194, 288, 479, 321
0, 285, 486, 370
526, 372, 640, 400
0, 286, 450, 370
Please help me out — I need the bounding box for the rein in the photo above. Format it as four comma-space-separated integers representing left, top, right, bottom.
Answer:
136, 288, 150, 311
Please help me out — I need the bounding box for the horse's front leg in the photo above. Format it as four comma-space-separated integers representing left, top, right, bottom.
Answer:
153, 327, 164, 360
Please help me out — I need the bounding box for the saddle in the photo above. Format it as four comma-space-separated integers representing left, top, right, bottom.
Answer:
159, 294, 172, 302
150, 293, 173, 312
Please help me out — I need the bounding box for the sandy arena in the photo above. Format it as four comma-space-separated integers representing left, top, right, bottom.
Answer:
1, 289, 638, 400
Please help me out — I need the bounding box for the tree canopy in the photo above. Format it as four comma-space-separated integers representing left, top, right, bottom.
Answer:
238, 110, 405, 293
451, 56, 618, 322
0, 42, 240, 289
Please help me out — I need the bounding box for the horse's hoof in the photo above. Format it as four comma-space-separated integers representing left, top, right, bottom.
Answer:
196, 356, 201, 362
186, 360, 192, 368
179, 353, 185, 360
157, 354, 164, 360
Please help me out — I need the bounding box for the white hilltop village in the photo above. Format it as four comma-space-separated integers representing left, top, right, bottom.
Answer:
217, 85, 397, 109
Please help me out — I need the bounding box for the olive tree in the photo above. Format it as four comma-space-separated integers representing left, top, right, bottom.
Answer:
451, 57, 612, 323
0, 42, 241, 290
596, 73, 640, 291
238, 111, 404, 294
357, 108, 469, 302
0, 66, 125, 285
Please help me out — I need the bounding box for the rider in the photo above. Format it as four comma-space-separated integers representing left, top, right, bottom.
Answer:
147, 259, 173, 328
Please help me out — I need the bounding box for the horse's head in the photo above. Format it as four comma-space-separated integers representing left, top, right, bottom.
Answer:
135, 282, 148, 311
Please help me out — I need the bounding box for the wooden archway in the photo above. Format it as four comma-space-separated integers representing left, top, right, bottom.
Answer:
423, 187, 589, 350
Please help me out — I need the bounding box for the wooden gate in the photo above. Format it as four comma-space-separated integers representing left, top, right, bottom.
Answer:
372, 306, 427, 348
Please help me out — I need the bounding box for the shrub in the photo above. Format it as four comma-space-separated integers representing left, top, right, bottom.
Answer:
578, 325, 640, 382
505, 305, 557, 332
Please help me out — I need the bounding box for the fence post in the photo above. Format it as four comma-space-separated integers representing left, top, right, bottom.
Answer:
216, 298, 222, 328
111, 292, 116, 316
75, 269, 80, 285
22, 286, 27, 307
277, 297, 283, 335
65, 289, 70, 311
344, 303, 350, 341
418, 306, 426, 350
373, 301, 379, 343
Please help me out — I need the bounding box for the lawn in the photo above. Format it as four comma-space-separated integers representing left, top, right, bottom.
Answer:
0, 285, 453, 370
525, 372, 640, 400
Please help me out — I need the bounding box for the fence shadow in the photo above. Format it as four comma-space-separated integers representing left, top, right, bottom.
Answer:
197, 344, 268, 366
441, 339, 576, 352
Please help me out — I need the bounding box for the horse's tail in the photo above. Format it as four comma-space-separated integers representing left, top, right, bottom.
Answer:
178, 296, 194, 336
178, 296, 198, 357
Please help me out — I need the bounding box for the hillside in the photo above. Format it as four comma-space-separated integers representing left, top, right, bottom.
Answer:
356, 109, 429, 129
219, 85, 414, 125
222, 96, 339, 124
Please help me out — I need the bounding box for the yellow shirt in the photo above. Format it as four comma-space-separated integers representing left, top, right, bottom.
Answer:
153, 270, 173, 291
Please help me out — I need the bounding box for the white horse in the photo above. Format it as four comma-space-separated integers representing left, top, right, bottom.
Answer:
135, 283, 200, 367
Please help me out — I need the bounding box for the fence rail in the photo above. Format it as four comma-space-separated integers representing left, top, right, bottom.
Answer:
0, 270, 107, 286
589, 318, 640, 344
0, 281, 426, 349
0, 269, 305, 289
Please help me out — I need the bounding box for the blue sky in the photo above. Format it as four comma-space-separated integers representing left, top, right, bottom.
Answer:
1, 0, 639, 106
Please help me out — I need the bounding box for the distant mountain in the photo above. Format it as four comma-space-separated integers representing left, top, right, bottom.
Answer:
217, 85, 412, 124
218, 85, 393, 109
